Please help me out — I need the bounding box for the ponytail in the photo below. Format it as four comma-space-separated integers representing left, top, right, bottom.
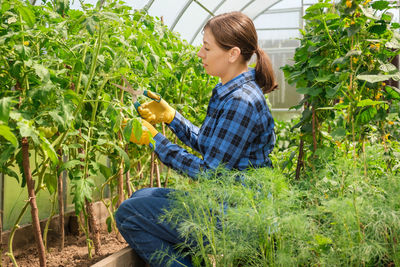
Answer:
255, 47, 278, 94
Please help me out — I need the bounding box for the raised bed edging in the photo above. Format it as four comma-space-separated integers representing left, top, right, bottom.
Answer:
91, 246, 146, 267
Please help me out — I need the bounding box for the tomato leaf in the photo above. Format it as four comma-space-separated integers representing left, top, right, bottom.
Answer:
132, 118, 143, 142
113, 143, 131, 174
0, 97, 14, 123
33, 64, 50, 82
0, 144, 17, 166
0, 124, 18, 147
71, 178, 95, 215
40, 135, 59, 164
122, 119, 133, 142
16, 5, 35, 27
44, 172, 57, 194
97, 162, 112, 180
61, 159, 84, 171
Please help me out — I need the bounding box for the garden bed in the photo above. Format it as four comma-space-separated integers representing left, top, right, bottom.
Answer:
0, 201, 140, 266
2, 228, 128, 266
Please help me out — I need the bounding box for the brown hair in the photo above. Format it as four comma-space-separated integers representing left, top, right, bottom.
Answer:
204, 11, 278, 94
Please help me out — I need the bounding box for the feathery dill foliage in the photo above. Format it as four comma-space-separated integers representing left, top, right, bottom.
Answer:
157, 146, 400, 266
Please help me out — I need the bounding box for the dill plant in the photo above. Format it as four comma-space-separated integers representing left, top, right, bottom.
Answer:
157, 167, 315, 267
295, 144, 400, 266
157, 143, 400, 266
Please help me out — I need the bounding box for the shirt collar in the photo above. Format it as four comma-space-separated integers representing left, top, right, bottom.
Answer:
213, 69, 256, 100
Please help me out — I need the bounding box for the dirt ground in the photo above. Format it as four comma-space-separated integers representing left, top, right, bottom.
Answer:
1, 229, 128, 267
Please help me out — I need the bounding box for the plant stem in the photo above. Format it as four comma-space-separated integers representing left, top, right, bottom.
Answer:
57, 150, 65, 251
155, 159, 161, 187
295, 139, 304, 180
52, 29, 101, 154
312, 106, 317, 152
352, 194, 364, 243
85, 199, 101, 255
117, 159, 124, 207
150, 152, 155, 187
362, 140, 367, 177
78, 209, 93, 259
0, 207, 2, 266
178, 69, 188, 104
22, 137, 47, 267
75, 45, 88, 95
5, 159, 49, 265
100, 171, 121, 234
43, 192, 57, 252
125, 146, 133, 196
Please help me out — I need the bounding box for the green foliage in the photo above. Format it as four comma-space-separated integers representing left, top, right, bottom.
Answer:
0, 0, 214, 210
282, 0, 400, 160
161, 144, 400, 266
71, 177, 95, 215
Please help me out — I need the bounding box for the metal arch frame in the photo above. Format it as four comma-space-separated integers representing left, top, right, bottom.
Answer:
171, 0, 193, 31
250, 0, 285, 21
142, 0, 311, 44
189, 0, 228, 44
143, 0, 156, 11
188, 0, 267, 44
189, 0, 289, 44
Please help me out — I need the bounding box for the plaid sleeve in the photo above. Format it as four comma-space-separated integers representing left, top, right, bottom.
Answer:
151, 134, 206, 178
167, 111, 201, 152
152, 97, 258, 179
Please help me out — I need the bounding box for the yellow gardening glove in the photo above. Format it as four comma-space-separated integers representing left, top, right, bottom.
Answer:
137, 91, 176, 124
123, 118, 158, 145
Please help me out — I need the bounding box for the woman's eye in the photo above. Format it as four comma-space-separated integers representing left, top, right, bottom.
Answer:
204, 47, 210, 51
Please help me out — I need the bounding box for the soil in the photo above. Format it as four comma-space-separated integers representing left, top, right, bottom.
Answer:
1, 229, 128, 267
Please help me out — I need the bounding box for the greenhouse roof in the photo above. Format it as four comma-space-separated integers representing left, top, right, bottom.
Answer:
68, 0, 400, 46
69, 0, 326, 45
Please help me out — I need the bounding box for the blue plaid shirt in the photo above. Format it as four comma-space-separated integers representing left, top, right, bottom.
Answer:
152, 69, 275, 179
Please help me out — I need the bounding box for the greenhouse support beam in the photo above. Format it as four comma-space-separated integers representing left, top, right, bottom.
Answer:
240, 0, 258, 12
301, 0, 304, 30
262, 7, 301, 15
170, 0, 193, 31
193, 0, 214, 16
252, 0, 283, 21
143, 0, 156, 12
256, 27, 300, 31
0, 172, 3, 231
190, 0, 228, 44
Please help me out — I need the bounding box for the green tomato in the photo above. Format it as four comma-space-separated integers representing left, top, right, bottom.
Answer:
38, 126, 58, 138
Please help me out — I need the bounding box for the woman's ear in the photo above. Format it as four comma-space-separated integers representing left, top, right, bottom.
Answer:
228, 47, 241, 63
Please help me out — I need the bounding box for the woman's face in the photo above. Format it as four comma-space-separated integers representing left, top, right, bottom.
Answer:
197, 28, 230, 78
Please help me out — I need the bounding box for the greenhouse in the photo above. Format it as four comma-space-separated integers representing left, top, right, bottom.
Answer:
1, 0, 400, 266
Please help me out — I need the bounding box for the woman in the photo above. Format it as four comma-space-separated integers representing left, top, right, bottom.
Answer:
116, 11, 277, 267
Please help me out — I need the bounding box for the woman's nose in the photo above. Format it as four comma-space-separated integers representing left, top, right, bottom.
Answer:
197, 47, 204, 59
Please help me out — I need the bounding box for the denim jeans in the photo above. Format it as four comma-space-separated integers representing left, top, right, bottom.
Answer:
115, 187, 194, 267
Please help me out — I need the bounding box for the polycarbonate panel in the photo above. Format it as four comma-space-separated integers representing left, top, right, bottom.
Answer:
195, 0, 225, 14
192, 32, 204, 47
254, 12, 300, 30
242, 0, 282, 19
258, 29, 300, 42
147, 0, 189, 27
130, 0, 150, 9
174, 2, 209, 43
213, 0, 249, 15
271, 0, 302, 9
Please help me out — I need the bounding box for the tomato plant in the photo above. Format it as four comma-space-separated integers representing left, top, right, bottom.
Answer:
0, 0, 215, 265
